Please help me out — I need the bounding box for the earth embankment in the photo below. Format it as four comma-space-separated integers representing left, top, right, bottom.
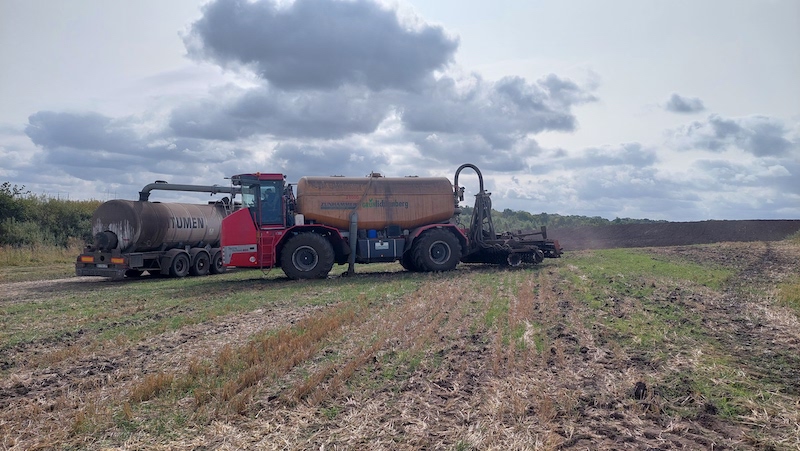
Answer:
547, 219, 800, 251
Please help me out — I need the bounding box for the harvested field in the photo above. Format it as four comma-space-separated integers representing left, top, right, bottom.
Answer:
1, 222, 799, 450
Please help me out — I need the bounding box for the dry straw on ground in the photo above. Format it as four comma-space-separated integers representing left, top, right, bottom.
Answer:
1, 241, 799, 449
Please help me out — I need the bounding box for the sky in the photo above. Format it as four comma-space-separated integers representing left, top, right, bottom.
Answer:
1, 0, 798, 221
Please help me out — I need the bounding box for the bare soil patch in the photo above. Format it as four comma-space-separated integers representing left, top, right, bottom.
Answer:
549, 219, 800, 250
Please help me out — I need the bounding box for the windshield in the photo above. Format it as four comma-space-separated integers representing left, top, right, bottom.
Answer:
237, 179, 284, 225
259, 181, 283, 224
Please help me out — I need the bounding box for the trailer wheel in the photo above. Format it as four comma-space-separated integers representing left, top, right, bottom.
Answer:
209, 249, 226, 274
169, 252, 190, 278
412, 229, 461, 272
189, 250, 211, 276
281, 233, 335, 280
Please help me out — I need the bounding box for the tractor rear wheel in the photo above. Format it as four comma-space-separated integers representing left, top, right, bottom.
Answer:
412, 229, 461, 272
400, 253, 421, 272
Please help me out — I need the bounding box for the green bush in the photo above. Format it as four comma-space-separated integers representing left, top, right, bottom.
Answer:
0, 182, 100, 247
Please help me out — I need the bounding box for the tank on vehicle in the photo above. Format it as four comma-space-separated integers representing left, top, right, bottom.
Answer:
90, 200, 226, 253
295, 175, 454, 230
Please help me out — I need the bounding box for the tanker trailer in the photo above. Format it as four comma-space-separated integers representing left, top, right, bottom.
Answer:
76, 182, 238, 279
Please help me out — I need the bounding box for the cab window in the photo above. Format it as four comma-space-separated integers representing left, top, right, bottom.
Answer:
259, 181, 283, 225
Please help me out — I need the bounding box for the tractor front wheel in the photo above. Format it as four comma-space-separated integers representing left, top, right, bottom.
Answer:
280, 233, 335, 280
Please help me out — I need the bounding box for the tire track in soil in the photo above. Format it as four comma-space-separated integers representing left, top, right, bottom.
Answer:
719, 244, 800, 396
649, 242, 800, 445
0, 277, 108, 305
655, 243, 800, 394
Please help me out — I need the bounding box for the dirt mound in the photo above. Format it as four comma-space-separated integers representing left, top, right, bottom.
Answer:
547, 219, 800, 251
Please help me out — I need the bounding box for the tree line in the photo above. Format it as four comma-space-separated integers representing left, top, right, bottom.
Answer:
458, 206, 665, 232
0, 182, 101, 247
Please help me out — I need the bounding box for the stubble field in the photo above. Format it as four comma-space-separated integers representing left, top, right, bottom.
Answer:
1, 225, 799, 450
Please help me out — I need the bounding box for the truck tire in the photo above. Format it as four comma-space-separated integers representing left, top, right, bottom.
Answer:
412, 228, 461, 272
209, 249, 226, 274
189, 249, 211, 276
169, 252, 190, 278
281, 233, 335, 280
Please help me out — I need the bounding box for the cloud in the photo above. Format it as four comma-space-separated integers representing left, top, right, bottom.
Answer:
402, 74, 595, 143
24, 111, 244, 182
184, 0, 458, 91
569, 143, 657, 169
664, 93, 706, 113
270, 141, 393, 178
169, 84, 394, 140
670, 114, 796, 157
19, 0, 796, 222
26, 111, 145, 160
693, 158, 796, 192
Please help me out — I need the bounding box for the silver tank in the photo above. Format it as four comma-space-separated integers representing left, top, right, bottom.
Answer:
91, 200, 226, 253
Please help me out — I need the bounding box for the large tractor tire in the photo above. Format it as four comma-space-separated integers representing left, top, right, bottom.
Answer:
412, 228, 461, 272
280, 233, 335, 280
400, 253, 422, 272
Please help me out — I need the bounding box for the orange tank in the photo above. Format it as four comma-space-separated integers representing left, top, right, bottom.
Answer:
296, 175, 455, 230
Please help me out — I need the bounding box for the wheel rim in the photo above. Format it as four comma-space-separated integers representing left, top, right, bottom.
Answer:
292, 245, 319, 271
429, 240, 451, 265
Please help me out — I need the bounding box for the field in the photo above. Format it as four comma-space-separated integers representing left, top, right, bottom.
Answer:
1, 225, 799, 449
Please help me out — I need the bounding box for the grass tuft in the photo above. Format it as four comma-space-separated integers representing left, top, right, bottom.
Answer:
777, 276, 800, 314
130, 372, 175, 403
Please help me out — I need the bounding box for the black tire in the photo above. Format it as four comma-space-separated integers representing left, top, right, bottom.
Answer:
412, 229, 461, 272
209, 249, 226, 274
280, 233, 334, 280
189, 250, 211, 276
400, 253, 421, 272
169, 252, 190, 278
